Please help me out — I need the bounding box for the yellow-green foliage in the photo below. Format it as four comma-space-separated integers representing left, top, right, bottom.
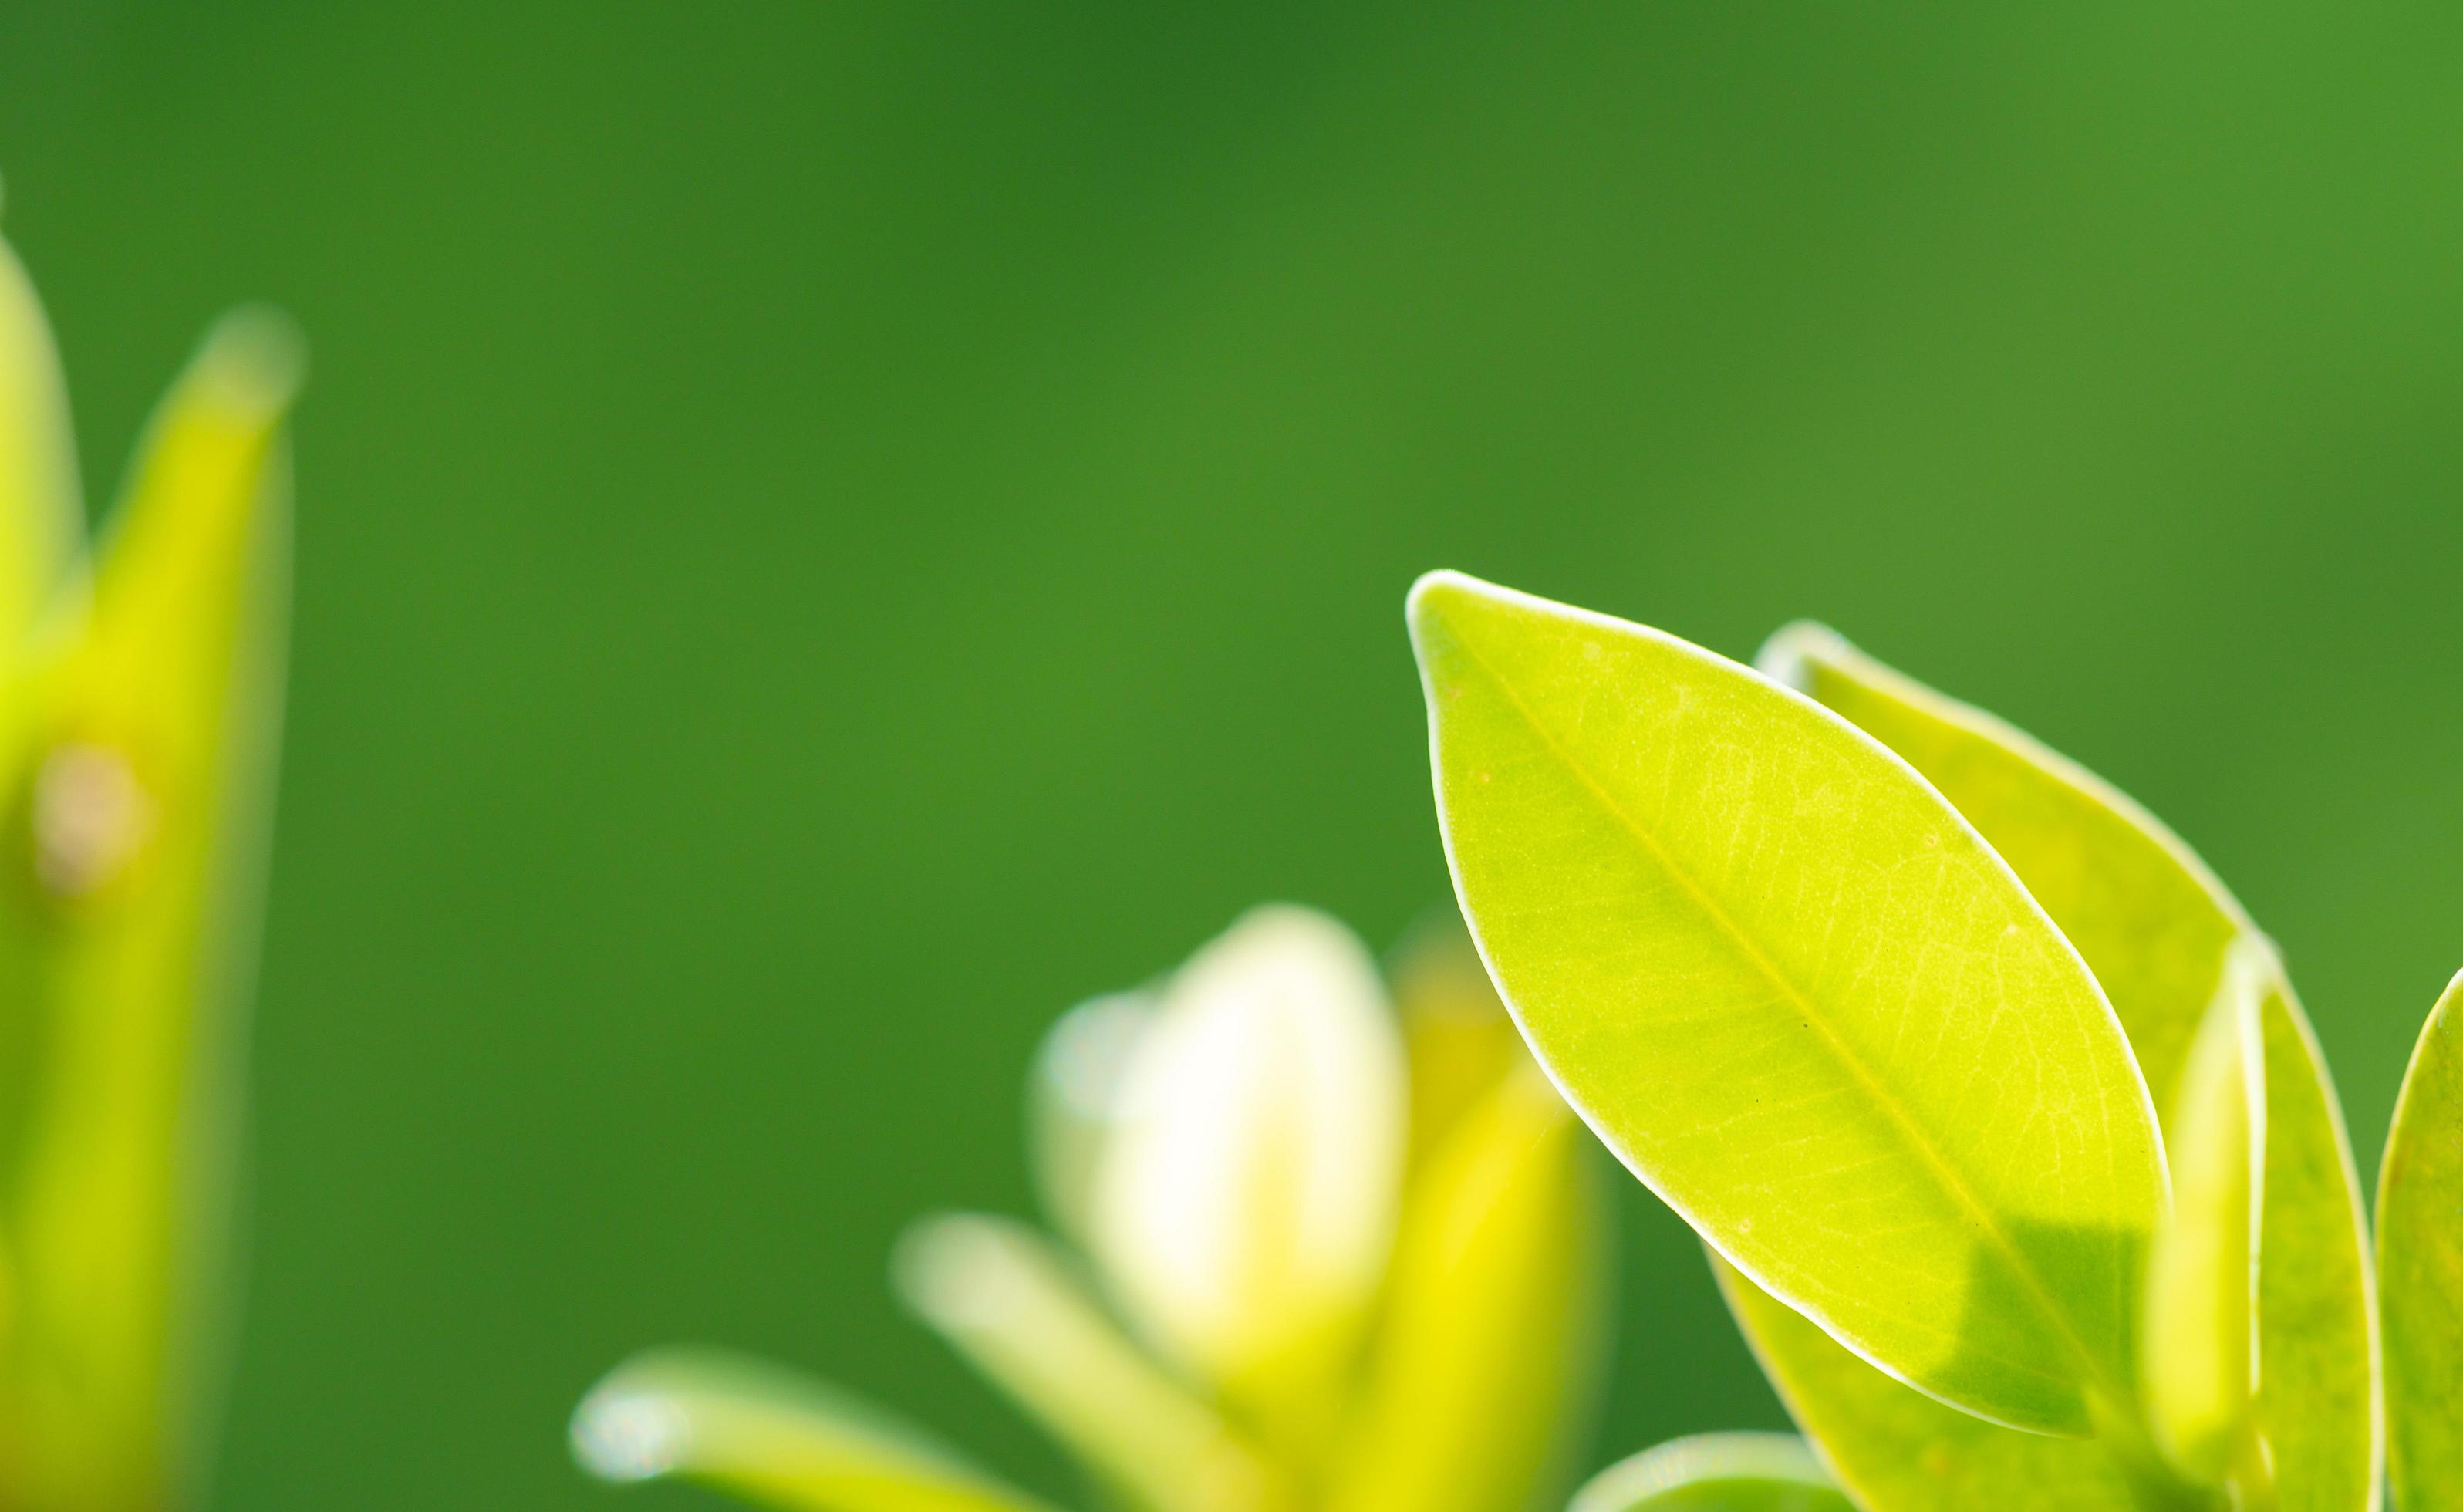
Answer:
574, 906, 1611, 1512
0, 225, 297, 1512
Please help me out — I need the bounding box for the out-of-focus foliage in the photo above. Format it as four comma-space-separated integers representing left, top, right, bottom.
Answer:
574, 906, 1611, 1512
0, 218, 296, 1511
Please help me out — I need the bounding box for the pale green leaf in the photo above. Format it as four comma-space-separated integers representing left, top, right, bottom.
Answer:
1088, 904, 1405, 1432
2141, 941, 2267, 1485
1328, 1065, 1611, 1512
2375, 972, 2461, 1512
2, 311, 298, 1511
1567, 1433, 1852, 1512
1712, 1257, 2190, 1512
1408, 572, 2163, 1436
1027, 991, 1153, 1248
895, 1213, 1287, 1512
572, 1349, 1058, 1512
1760, 626, 2379, 1512
0, 231, 82, 647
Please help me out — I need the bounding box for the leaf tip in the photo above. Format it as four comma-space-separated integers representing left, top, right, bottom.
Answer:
1753, 619, 1851, 691
569, 1369, 690, 1484
193, 305, 308, 420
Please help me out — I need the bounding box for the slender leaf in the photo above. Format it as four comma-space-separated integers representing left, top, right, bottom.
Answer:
1409, 572, 2163, 1436
1567, 1433, 1852, 1512
0, 230, 81, 647
2375, 973, 2461, 1512
1328, 1065, 1609, 1512
896, 1213, 1287, 1512
1088, 905, 1405, 1433
1760, 626, 2379, 1512
572, 1349, 1058, 1512
2141, 942, 2267, 1486
3, 312, 297, 1511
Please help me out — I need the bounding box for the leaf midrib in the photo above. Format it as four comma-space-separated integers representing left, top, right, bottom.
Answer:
1442, 622, 2129, 1412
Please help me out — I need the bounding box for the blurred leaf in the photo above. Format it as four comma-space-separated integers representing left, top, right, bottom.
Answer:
1026, 991, 1153, 1249
1712, 1257, 2178, 1512
1565, 1432, 1852, 1512
1387, 912, 1527, 1176
1088, 904, 1405, 1439
895, 1213, 1286, 1512
1761, 625, 2379, 1512
0, 231, 80, 650
2141, 943, 2267, 1486
1407, 572, 2162, 1436
2, 312, 296, 1511
571, 1348, 1058, 1512
1328, 1065, 1610, 1512
2378, 972, 2463, 1510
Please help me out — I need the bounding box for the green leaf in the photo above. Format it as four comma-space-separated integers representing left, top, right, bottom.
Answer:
1760, 626, 2380, 1512
1407, 572, 2163, 1436
894, 1213, 1287, 1512
1713, 1257, 2175, 1512
1566, 1433, 1853, 1512
2140, 942, 2267, 1485
0, 231, 81, 648
2376, 973, 2461, 1511
572, 1349, 1059, 1512
1, 312, 298, 1511
1328, 1065, 1611, 1512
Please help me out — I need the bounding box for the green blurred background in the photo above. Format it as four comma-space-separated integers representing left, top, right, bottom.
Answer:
5, 2, 2461, 1505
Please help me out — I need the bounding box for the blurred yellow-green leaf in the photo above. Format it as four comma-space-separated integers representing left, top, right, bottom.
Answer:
1329, 1064, 1608, 1512
0, 231, 79, 651
2140, 943, 2266, 1487
1408, 572, 2162, 1437
572, 1349, 1059, 1512
1386, 914, 1525, 1175
1, 311, 297, 1512
895, 1212, 1286, 1512
2375, 973, 2461, 1512
1760, 625, 2379, 1512
1566, 1433, 1851, 1512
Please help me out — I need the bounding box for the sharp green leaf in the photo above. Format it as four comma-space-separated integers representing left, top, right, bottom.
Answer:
1408, 572, 2163, 1436
2375, 974, 2461, 1512
571, 1349, 1059, 1512
2253, 987, 2379, 1512
2, 312, 297, 1511
1760, 625, 2379, 1512
1567, 1433, 1853, 1512
1715, 1255, 2195, 1512
1328, 1065, 1609, 1512
894, 1213, 1287, 1512
2141, 943, 2267, 1486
